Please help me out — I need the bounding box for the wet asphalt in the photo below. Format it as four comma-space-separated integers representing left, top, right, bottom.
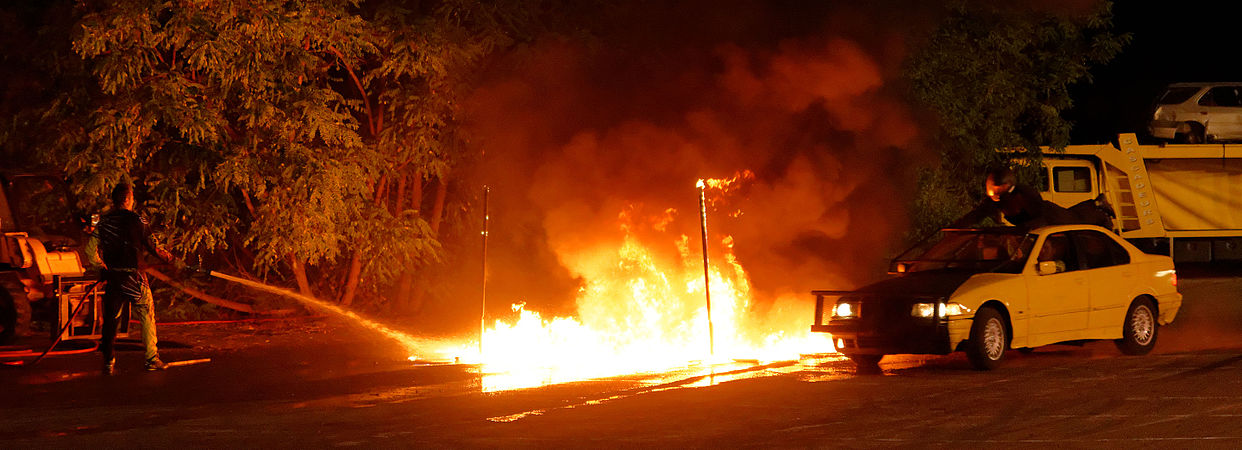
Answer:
3, 267, 1242, 447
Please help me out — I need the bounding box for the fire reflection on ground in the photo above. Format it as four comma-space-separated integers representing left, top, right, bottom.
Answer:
486, 355, 850, 423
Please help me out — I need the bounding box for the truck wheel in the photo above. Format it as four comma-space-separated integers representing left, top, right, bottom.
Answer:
0, 275, 30, 345
0, 288, 15, 345
846, 354, 883, 373
966, 307, 1007, 370
1115, 297, 1158, 356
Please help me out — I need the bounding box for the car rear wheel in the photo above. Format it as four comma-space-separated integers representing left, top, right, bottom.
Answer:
1176, 122, 1205, 144
966, 307, 1007, 370
1115, 297, 1158, 356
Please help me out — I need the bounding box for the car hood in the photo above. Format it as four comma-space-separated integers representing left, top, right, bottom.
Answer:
855, 269, 977, 297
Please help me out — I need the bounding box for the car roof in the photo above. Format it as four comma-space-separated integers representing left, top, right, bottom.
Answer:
1166, 82, 1242, 88
946, 224, 1120, 236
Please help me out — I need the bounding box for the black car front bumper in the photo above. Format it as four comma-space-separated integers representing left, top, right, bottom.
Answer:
811, 291, 953, 355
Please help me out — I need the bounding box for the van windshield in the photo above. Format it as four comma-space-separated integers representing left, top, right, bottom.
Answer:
1158, 87, 1201, 105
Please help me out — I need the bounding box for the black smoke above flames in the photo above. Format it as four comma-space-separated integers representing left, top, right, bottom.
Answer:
449, 0, 1100, 323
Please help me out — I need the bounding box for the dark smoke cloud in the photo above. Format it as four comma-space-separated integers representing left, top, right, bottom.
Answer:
455, 0, 1101, 320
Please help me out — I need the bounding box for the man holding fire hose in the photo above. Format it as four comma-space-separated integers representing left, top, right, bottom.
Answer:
83, 182, 184, 375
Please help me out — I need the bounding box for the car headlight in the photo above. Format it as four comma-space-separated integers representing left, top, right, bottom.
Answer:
943, 302, 972, 316
911, 302, 972, 318
832, 301, 858, 318
911, 302, 936, 318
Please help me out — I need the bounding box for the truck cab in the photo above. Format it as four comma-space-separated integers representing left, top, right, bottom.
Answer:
1040, 158, 1098, 209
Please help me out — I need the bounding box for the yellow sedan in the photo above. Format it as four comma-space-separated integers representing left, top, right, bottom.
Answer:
812, 225, 1181, 370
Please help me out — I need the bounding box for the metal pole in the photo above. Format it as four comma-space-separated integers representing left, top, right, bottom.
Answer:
697, 180, 714, 356
480, 185, 490, 357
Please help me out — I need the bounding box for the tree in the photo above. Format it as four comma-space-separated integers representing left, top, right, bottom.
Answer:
905, 2, 1128, 237
3, 0, 539, 311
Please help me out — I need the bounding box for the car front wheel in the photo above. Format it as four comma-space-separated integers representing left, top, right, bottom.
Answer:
1115, 297, 1158, 356
966, 307, 1007, 370
845, 354, 883, 373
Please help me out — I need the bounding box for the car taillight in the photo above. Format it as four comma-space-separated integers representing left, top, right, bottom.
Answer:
1171, 272, 1178, 288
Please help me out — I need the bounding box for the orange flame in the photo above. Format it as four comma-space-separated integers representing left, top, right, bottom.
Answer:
425, 173, 833, 391
698, 170, 755, 217
700, 170, 755, 191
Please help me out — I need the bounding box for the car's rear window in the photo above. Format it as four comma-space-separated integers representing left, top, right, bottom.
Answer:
1158, 87, 1202, 105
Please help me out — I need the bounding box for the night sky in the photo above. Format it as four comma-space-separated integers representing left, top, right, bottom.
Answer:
1068, 1, 1242, 144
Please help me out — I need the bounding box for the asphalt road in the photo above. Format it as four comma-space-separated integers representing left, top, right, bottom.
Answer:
4, 268, 1242, 448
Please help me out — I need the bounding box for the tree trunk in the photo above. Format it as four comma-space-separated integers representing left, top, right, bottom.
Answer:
394, 271, 415, 314
394, 171, 427, 313
409, 177, 449, 313
394, 173, 407, 215
340, 252, 363, 306
410, 171, 424, 213
289, 254, 314, 298
429, 178, 448, 233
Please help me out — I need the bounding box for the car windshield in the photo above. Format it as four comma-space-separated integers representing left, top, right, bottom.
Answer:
1157, 86, 1201, 105
892, 229, 1036, 274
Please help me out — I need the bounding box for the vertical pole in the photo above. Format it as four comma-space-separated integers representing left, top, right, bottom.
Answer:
480, 185, 490, 358
697, 180, 714, 356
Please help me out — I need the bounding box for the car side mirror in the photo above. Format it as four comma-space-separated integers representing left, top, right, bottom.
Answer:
1037, 260, 1061, 275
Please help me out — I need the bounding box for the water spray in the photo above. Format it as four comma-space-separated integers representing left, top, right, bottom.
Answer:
205, 270, 435, 357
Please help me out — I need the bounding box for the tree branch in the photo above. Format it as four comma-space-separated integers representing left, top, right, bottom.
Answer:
326, 45, 378, 137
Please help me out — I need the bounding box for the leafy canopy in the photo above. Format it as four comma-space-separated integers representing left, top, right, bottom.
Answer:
905, 1, 1128, 236
3, 0, 541, 304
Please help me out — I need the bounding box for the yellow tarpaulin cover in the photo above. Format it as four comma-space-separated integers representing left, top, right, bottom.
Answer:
1147, 158, 1242, 230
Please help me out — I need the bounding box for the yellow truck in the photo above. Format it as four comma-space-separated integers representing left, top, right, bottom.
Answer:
1041, 133, 1242, 261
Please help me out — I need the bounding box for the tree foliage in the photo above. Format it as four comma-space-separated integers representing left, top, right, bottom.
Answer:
905, 2, 1128, 237
3, 0, 542, 309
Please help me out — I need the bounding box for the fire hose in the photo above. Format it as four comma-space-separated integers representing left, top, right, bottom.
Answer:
0, 281, 102, 367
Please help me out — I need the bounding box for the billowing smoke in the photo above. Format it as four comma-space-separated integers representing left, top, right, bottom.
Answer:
457, 1, 935, 324
450, 1, 1103, 331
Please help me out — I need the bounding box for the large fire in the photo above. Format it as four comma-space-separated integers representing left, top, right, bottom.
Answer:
428, 173, 836, 391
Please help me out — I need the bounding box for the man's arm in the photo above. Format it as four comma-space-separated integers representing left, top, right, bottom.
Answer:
144, 235, 176, 266
1013, 184, 1048, 222
83, 233, 106, 270
138, 219, 177, 267
950, 200, 999, 228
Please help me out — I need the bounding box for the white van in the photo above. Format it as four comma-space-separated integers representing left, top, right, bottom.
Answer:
1149, 82, 1242, 143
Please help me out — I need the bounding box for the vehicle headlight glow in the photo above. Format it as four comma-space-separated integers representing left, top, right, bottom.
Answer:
911, 302, 972, 318
833, 301, 857, 318
943, 302, 972, 316
911, 302, 936, 318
